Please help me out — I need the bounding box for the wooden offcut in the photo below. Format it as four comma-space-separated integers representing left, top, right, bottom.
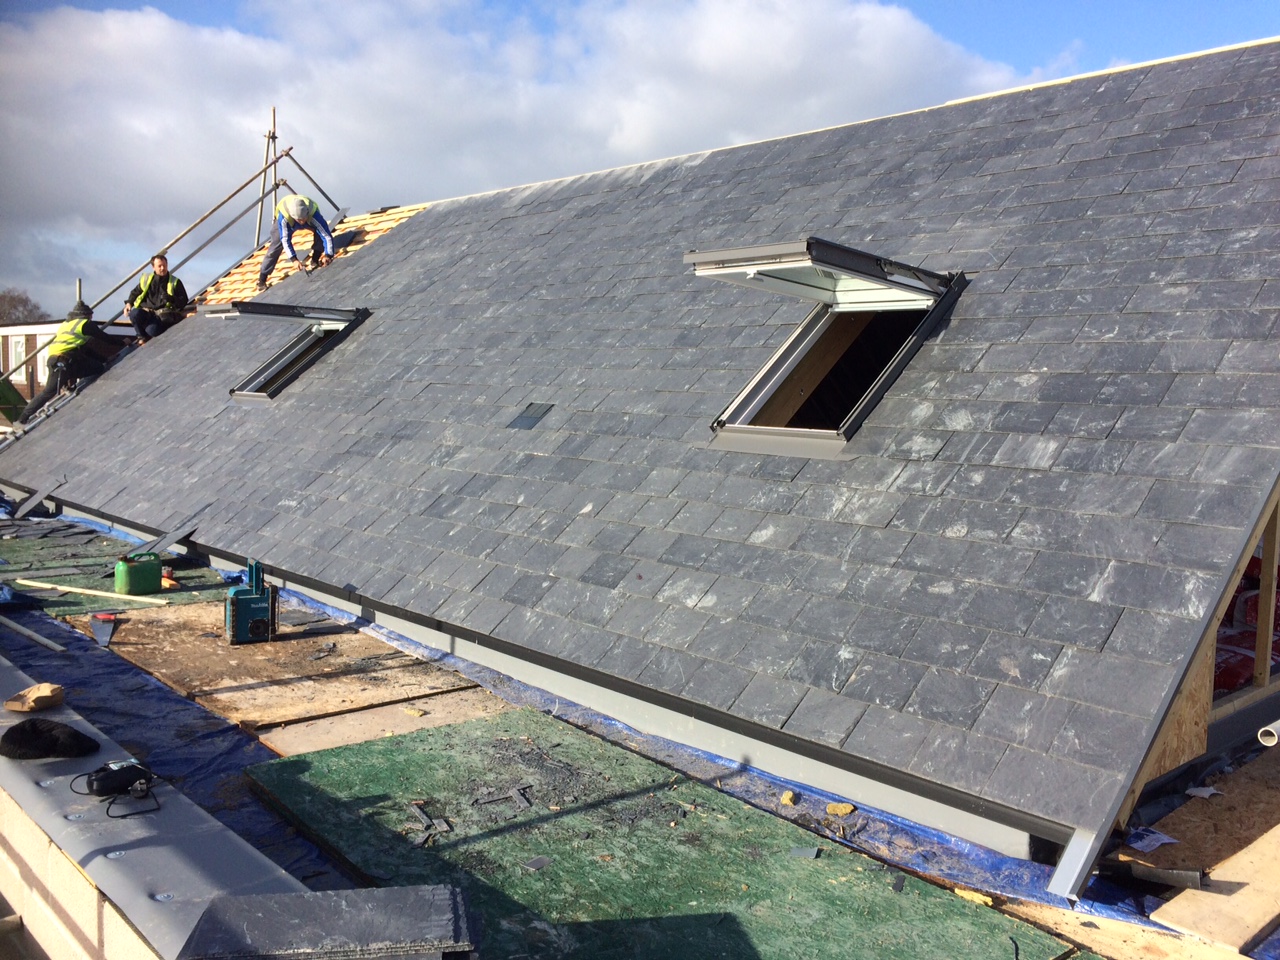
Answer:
1150, 821, 1280, 953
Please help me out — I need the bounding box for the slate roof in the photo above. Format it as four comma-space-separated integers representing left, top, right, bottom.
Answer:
5, 40, 1280, 893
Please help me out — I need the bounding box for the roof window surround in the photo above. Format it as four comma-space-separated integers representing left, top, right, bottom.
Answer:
686, 238, 966, 458
204, 302, 369, 401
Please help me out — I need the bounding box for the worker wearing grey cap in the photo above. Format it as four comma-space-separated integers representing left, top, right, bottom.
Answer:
256, 194, 334, 290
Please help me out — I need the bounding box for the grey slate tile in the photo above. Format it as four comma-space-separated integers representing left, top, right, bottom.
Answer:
968, 632, 1062, 689
840, 654, 926, 710
842, 706, 935, 768
1104, 608, 1200, 665
792, 596, 863, 644
785, 640, 863, 693
900, 621, 987, 671
904, 669, 996, 729
782, 688, 867, 746
1026, 597, 1123, 651
1042, 647, 1176, 718
972, 685, 1074, 753
1051, 702, 1152, 770
579, 553, 638, 589
680, 659, 754, 711
732, 673, 809, 729
851, 606, 922, 657
908, 728, 1008, 794
594, 635, 658, 680
982, 746, 1123, 828
643, 604, 713, 651
636, 647, 705, 695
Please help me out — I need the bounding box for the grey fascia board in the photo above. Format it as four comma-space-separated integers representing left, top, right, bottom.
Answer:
1046, 828, 1102, 901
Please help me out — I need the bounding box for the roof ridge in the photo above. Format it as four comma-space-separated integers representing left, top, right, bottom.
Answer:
943, 34, 1280, 107
420, 36, 1280, 212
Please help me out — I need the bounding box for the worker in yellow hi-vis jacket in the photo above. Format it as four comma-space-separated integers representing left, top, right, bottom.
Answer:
256, 194, 334, 290
125, 253, 188, 343
17, 300, 111, 424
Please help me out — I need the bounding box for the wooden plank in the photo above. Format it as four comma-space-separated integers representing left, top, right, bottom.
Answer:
258, 687, 513, 756
1150, 821, 1280, 953
1257, 505, 1279, 687
12, 479, 62, 519
1004, 899, 1245, 960
13, 578, 169, 605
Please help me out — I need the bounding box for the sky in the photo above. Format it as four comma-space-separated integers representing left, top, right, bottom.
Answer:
2, 1, 1279, 317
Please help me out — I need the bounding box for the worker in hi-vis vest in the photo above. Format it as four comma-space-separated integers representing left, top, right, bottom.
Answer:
17, 300, 112, 424
125, 253, 188, 343
257, 194, 334, 290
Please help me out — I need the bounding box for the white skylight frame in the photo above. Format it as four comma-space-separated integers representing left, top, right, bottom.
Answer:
208, 302, 368, 401
686, 238, 965, 457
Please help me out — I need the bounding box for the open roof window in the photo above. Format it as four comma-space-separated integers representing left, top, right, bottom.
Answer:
205, 302, 369, 401
686, 237, 966, 457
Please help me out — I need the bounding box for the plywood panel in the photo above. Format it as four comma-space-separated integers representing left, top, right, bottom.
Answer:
1118, 635, 1214, 824
1117, 744, 1280, 873
68, 601, 473, 729
1150, 821, 1280, 953
1004, 899, 1246, 960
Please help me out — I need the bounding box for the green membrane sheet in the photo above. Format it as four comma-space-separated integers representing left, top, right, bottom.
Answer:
249, 708, 1077, 960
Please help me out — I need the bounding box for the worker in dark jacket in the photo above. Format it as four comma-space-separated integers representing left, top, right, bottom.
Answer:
17, 300, 112, 424
126, 253, 188, 342
256, 194, 334, 290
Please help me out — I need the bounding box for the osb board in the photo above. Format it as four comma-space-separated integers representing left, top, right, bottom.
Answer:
1004, 900, 1243, 960
1117, 745, 1280, 871
1119, 636, 1215, 824
259, 686, 512, 756
66, 601, 472, 729
1150, 821, 1280, 952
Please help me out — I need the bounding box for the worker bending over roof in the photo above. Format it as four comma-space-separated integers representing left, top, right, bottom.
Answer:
17, 301, 111, 424
126, 253, 188, 343
257, 194, 334, 290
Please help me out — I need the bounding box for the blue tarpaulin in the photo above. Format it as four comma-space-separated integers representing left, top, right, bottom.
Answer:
0, 608, 348, 889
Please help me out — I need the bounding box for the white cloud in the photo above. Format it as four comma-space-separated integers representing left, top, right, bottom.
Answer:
0, 0, 1052, 315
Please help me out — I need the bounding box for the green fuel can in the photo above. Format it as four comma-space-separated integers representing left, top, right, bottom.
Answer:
114, 552, 162, 595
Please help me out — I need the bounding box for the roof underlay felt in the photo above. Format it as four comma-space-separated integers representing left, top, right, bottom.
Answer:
5, 40, 1280, 895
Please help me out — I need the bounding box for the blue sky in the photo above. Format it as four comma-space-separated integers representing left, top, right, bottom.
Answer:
2, 0, 1279, 315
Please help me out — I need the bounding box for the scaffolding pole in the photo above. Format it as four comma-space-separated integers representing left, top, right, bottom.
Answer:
283, 152, 340, 215
89, 146, 295, 311
254, 108, 278, 248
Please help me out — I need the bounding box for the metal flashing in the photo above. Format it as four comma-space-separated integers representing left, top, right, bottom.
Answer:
0, 657, 306, 960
